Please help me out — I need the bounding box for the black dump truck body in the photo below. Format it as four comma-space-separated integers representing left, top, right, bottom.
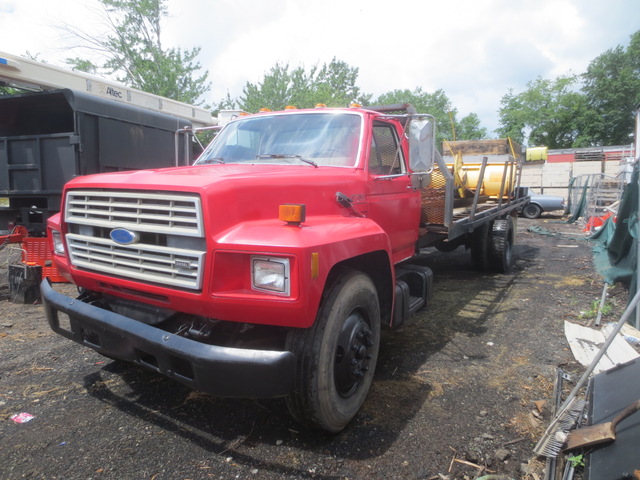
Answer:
0, 88, 192, 234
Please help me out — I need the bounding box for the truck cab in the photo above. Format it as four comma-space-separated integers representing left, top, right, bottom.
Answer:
41, 105, 436, 432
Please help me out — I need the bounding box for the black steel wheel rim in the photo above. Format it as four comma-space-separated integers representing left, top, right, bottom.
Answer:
334, 310, 374, 398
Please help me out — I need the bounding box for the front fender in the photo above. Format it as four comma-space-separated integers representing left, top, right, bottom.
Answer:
214, 215, 392, 268
211, 215, 392, 328
47, 212, 62, 231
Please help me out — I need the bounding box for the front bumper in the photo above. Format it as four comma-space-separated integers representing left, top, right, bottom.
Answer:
40, 279, 295, 398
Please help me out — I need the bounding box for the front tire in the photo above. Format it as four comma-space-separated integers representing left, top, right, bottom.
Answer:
285, 267, 380, 432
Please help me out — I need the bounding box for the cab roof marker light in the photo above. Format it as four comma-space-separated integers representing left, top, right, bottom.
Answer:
279, 204, 306, 226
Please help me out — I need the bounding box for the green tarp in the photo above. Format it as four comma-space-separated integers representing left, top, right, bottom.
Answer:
590, 165, 638, 292
566, 176, 590, 224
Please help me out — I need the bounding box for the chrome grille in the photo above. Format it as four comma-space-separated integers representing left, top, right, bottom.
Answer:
64, 190, 206, 290
65, 190, 203, 237
66, 234, 205, 290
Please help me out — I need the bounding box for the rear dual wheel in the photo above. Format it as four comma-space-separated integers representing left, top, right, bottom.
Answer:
471, 216, 514, 273
488, 217, 514, 273
285, 267, 380, 432
471, 223, 490, 271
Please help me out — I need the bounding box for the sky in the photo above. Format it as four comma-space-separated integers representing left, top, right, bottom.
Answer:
1, 0, 638, 134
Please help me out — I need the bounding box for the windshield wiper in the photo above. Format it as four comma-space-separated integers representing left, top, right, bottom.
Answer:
199, 157, 225, 165
256, 154, 318, 168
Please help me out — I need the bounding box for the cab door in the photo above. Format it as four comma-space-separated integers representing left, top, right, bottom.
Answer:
366, 120, 420, 264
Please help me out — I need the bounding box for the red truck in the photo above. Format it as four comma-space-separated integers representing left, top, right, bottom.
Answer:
41, 104, 528, 432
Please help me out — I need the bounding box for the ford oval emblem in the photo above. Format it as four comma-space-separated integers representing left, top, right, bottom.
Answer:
110, 228, 139, 245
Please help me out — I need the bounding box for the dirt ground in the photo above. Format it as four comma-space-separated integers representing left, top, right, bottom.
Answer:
0, 216, 628, 480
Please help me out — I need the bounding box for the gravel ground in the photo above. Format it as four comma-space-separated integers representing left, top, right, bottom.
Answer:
0, 216, 627, 480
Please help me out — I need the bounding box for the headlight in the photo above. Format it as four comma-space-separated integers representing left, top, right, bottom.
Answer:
51, 230, 66, 255
251, 256, 290, 295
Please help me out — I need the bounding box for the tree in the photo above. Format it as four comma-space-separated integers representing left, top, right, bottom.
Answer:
314, 58, 368, 106
64, 0, 210, 105
235, 62, 487, 145
65, 57, 97, 74
239, 63, 293, 112
581, 30, 640, 146
455, 113, 488, 141
212, 92, 237, 117
496, 75, 588, 148
237, 58, 371, 112
495, 89, 526, 144
497, 30, 640, 148
372, 88, 487, 145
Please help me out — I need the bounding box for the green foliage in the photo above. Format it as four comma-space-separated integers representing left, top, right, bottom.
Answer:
497, 29, 640, 148
581, 30, 640, 146
212, 92, 237, 117
65, 0, 210, 105
237, 73, 488, 146
237, 58, 371, 112
567, 454, 585, 468
579, 299, 614, 319
496, 75, 588, 148
373, 87, 453, 130
456, 113, 488, 141
65, 57, 97, 74
0, 86, 22, 96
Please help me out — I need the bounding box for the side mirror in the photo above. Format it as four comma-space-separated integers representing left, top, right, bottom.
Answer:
408, 115, 435, 189
409, 115, 435, 173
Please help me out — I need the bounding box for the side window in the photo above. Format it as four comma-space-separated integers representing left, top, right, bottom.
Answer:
369, 122, 405, 175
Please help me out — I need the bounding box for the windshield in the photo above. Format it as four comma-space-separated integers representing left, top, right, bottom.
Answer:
196, 112, 362, 167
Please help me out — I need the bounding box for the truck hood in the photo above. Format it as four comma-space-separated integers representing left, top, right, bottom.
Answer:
67, 163, 357, 190
64, 164, 364, 234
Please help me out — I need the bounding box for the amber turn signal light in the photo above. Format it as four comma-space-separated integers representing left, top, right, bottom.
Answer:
279, 204, 306, 225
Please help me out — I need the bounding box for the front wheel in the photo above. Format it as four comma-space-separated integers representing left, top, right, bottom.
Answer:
285, 267, 380, 432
